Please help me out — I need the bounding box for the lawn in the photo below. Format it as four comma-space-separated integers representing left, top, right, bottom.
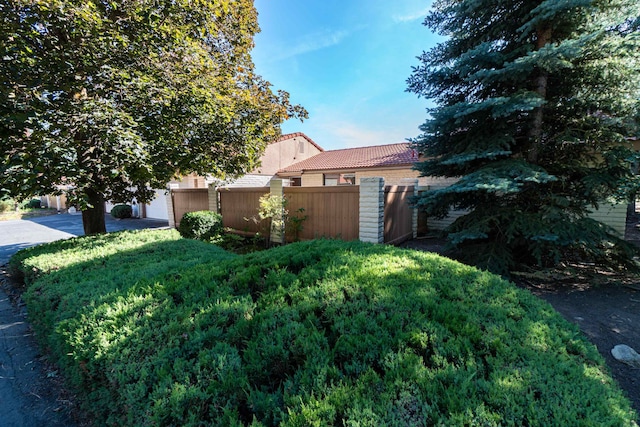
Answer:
10, 229, 638, 426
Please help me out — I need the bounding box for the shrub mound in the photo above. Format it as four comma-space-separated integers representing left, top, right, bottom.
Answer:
11, 232, 637, 426
110, 204, 132, 219
178, 210, 223, 241
0, 198, 15, 212
22, 198, 41, 209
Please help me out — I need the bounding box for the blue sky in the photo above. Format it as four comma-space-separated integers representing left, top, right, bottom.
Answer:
251, 0, 442, 151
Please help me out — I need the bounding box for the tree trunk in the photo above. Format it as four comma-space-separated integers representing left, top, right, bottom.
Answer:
527, 26, 552, 164
82, 189, 107, 235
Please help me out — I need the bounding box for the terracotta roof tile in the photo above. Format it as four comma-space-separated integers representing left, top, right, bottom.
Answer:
279, 143, 418, 173
272, 132, 324, 152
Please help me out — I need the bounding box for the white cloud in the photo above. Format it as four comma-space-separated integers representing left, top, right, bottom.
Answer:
392, 8, 430, 23
271, 28, 350, 61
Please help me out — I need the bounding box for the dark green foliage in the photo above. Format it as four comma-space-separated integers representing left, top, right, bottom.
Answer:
22, 198, 41, 209
178, 210, 224, 242
109, 204, 132, 219
408, 0, 640, 274
0, 1, 306, 234
12, 231, 637, 426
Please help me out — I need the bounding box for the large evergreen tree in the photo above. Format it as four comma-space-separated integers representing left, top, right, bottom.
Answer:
408, 0, 640, 274
1, 0, 305, 234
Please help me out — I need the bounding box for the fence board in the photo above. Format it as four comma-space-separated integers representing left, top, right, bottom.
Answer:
219, 187, 270, 233
285, 186, 359, 241
384, 185, 414, 244
171, 188, 208, 226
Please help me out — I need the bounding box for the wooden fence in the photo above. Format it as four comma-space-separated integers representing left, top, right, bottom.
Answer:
384, 185, 414, 245
219, 187, 270, 234
171, 182, 415, 244
284, 186, 360, 241
171, 188, 208, 226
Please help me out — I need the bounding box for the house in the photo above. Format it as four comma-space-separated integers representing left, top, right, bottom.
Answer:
107, 133, 324, 220
224, 132, 323, 187
276, 142, 456, 188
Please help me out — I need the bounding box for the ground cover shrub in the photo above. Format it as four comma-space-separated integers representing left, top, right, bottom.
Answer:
0, 198, 15, 212
177, 210, 223, 242
110, 204, 132, 219
12, 236, 637, 426
22, 198, 41, 209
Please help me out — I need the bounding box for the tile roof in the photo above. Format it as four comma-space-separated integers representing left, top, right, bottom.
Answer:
278, 143, 418, 173
272, 132, 324, 152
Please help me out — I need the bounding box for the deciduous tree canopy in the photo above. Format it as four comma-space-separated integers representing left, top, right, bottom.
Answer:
1, 0, 305, 234
408, 0, 640, 274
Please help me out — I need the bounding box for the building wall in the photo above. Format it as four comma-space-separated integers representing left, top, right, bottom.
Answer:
355, 168, 419, 185
253, 136, 322, 176
296, 168, 457, 188
588, 203, 628, 237
301, 173, 324, 187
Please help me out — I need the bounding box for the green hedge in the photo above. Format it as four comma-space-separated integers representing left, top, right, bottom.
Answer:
178, 210, 223, 241
110, 204, 132, 219
22, 198, 41, 209
11, 231, 637, 426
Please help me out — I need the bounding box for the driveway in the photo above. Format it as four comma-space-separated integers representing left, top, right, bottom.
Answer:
0, 213, 168, 264
0, 213, 168, 426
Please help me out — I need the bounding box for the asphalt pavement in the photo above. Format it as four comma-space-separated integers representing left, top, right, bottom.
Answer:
0, 213, 168, 264
0, 213, 168, 426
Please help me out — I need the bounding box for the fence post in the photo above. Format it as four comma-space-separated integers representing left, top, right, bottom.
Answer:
270, 178, 285, 244
359, 177, 385, 243
208, 183, 219, 213
401, 178, 419, 239
166, 183, 179, 229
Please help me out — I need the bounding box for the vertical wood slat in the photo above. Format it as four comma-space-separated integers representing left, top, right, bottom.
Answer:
285, 186, 360, 241
384, 185, 414, 244
171, 189, 209, 226
219, 188, 270, 233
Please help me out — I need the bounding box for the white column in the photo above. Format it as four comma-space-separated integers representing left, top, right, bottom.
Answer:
166, 183, 179, 228
359, 177, 385, 243
208, 183, 219, 213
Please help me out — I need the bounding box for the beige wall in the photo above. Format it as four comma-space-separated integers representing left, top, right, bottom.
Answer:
253, 136, 322, 176
168, 173, 206, 189
295, 168, 457, 188
588, 202, 627, 237
301, 173, 324, 187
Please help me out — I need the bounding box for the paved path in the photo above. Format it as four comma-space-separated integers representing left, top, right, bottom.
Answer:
0, 214, 168, 426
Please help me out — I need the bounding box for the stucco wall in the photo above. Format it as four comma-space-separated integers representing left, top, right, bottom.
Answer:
297, 168, 457, 188
301, 173, 324, 187
253, 136, 322, 175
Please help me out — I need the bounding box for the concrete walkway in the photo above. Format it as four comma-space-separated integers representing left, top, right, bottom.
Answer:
0, 213, 168, 426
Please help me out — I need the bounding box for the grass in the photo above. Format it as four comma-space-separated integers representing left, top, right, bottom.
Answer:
0, 207, 58, 221
10, 229, 638, 426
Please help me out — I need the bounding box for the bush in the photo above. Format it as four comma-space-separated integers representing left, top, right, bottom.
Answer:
110, 204, 132, 219
11, 236, 638, 426
178, 210, 223, 242
22, 198, 41, 209
0, 198, 15, 212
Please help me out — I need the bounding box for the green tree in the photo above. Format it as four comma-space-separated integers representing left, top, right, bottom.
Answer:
408, 0, 640, 274
0, 0, 305, 234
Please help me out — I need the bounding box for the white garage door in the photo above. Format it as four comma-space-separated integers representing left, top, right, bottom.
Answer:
145, 189, 169, 220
